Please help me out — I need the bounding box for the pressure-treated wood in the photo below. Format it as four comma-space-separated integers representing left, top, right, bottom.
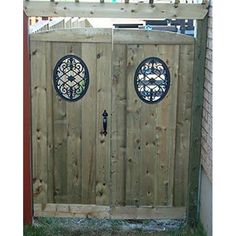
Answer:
114, 43, 180, 207
30, 28, 196, 219
45, 42, 54, 203
125, 44, 143, 206
150, 45, 179, 207
81, 43, 97, 204
30, 30, 113, 207
65, 45, 83, 204
52, 43, 74, 203
30, 28, 112, 43
24, 12, 32, 224
113, 29, 194, 45
95, 43, 112, 205
111, 44, 127, 206
174, 44, 194, 207
31, 41, 49, 204
34, 203, 186, 219
187, 17, 208, 227
24, 2, 208, 19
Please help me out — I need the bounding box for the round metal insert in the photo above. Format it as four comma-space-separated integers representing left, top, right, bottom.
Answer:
134, 57, 170, 104
53, 55, 89, 102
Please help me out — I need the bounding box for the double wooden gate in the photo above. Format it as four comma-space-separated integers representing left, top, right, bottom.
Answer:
30, 28, 194, 219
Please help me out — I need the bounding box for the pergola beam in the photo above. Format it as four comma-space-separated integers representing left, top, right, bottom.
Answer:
24, 2, 208, 19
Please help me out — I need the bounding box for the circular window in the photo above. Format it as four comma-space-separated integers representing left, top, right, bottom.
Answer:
53, 55, 89, 102
134, 57, 170, 104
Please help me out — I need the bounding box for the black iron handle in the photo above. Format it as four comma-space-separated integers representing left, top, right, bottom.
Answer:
102, 110, 108, 136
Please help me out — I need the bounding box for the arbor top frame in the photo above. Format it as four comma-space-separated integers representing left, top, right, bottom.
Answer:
24, 1, 209, 19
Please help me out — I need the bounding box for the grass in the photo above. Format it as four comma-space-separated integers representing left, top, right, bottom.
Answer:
24, 217, 207, 236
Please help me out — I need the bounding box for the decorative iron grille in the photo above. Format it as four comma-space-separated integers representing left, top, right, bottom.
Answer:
134, 57, 170, 104
53, 55, 89, 102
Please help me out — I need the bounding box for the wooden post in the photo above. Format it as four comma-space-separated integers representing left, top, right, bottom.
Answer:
187, 15, 208, 227
23, 11, 33, 225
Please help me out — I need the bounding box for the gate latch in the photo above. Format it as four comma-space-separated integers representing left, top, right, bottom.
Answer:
102, 110, 108, 136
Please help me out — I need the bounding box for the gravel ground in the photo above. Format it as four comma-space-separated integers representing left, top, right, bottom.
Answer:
26, 217, 187, 236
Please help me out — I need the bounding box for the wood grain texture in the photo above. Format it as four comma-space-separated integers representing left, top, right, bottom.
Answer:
30, 28, 195, 219
51, 43, 71, 203
113, 29, 194, 45
45, 42, 54, 203
30, 28, 112, 43
65, 43, 83, 203
187, 17, 208, 227
81, 43, 97, 204
24, 12, 33, 224
137, 45, 179, 207
31, 41, 48, 204
34, 203, 186, 219
111, 44, 127, 206
95, 43, 112, 205
125, 44, 143, 206
174, 44, 194, 207
24, 2, 208, 19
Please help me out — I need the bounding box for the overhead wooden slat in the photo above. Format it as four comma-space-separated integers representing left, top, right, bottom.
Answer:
24, 2, 208, 19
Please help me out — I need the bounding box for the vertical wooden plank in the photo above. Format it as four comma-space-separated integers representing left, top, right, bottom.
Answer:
24, 12, 32, 225
125, 45, 143, 206
96, 43, 112, 205
111, 44, 127, 206
187, 17, 208, 227
139, 45, 158, 206
45, 42, 54, 203
31, 41, 48, 204
174, 44, 194, 207
52, 43, 67, 203
65, 43, 83, 203
81, 43, 97, 204
152, 45, 179, 207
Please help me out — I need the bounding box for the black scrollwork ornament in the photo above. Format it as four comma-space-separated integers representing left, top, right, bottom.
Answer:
134, 57, 170, 104
53, 55, 89, 102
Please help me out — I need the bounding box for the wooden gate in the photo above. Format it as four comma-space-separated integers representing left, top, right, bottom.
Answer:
30, 28, 194, 219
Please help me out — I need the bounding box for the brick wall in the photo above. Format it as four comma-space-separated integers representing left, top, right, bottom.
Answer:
201, 1, 212, 182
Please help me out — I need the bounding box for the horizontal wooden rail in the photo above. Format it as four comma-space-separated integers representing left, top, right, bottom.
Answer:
113, 29, 194, 45
24, 2, 208, 19
34, 203, 186, 219
30, 28, 112, 43
30, 28, 194, 45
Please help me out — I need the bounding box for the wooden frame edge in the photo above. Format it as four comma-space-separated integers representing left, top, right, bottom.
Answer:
23, 12, 33, 225
187, 15, 208, 228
